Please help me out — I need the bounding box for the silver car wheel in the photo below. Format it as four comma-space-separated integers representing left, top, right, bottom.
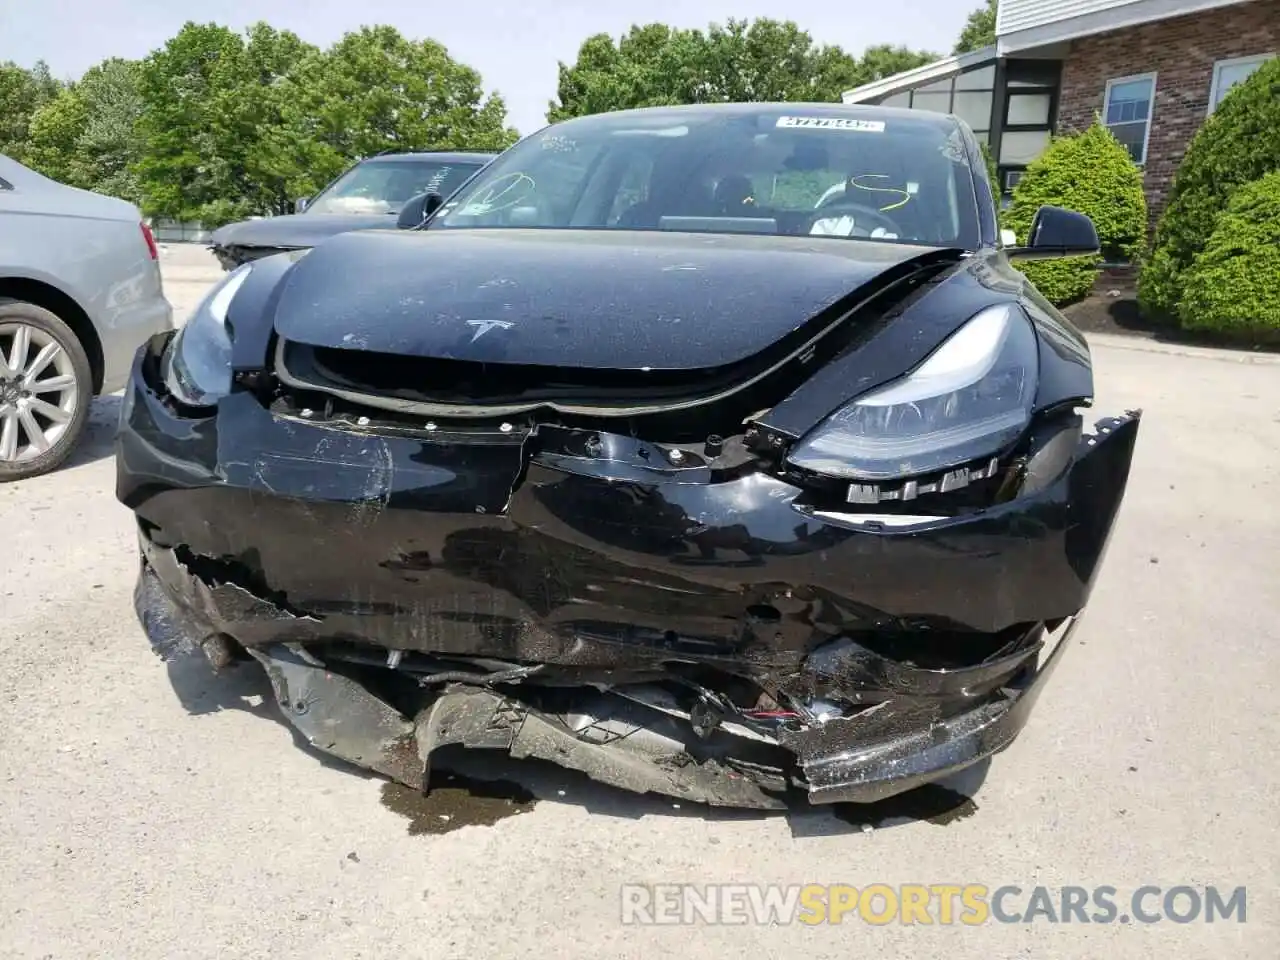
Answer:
0, 320, 80, 463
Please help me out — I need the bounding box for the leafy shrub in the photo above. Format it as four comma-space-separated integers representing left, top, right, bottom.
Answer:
1176, 170, 1280, 334
1004, 122, 1146, 305
978, 140, 998, 199
1138, 56, 1280, 320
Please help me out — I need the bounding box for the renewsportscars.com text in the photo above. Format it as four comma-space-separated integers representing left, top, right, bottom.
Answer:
620, 884, 1247, 926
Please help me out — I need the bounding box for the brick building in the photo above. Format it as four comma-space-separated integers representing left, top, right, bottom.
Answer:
842, 0, 1278, 229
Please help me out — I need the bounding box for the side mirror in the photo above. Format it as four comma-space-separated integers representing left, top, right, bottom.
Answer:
294, 196, 310, 213
1006, 205, 1100, 260
397, 191, 445, 230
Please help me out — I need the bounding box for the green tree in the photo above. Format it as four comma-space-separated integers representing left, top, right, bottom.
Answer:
26, 58, 144, 203
854, 44, 939, 86
228, 23, 327, 216
296, 25, 518, 168
1137, 56, 1280, 321
548, 19, 935, 122
22, 86, 87, 185
134, 21, 516, 225
979, 140, 999, 195
133, 22, 259, 223
1005, 123, 1146, 305
0, 60, 62, 161
1176, 170, 1280, 335
548, 26, 690, 121
954, 0, 998, 54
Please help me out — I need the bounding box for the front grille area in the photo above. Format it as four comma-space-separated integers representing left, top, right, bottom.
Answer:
286, 340, 717, 408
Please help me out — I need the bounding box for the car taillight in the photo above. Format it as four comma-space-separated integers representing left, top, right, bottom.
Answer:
140, 221, 158, 260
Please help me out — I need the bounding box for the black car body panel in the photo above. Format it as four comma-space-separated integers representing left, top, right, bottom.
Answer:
118, 324, 1137, 807
120, 367, 1134, 642
755, 257, 1094, 441
118, 102, 1139, 810
273, 228, 944, 368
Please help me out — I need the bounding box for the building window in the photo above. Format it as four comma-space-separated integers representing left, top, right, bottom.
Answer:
1208, 54, 1274, 114
872, 63, 995, 143
1006, 93, 1051, 126
1103, 73, 1156, 164
999, 130, 1051, 165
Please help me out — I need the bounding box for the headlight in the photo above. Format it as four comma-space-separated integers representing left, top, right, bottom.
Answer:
162, 264, 252, 406
787, 303, 1038, 481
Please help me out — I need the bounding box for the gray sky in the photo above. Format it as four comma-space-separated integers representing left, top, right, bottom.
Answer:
1, 0, 970, 134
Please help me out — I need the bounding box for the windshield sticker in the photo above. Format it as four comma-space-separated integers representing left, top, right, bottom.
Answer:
776, 116, 885, 133
611, 125, 689, 138
539, 135, 577, 153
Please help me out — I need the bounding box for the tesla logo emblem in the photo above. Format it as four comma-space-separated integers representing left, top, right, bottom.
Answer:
466, 319, 514, 342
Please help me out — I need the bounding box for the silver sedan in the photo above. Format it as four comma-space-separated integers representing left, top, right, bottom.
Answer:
0, 154, 173, 480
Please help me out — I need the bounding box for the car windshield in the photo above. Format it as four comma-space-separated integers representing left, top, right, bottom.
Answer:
307, 158, 483, 216
432, 107, 981, 248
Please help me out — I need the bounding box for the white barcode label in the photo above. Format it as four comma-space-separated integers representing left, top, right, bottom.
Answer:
776, 116, 886, 132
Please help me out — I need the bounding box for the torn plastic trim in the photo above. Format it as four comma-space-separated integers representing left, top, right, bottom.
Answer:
139, 534, 326, 644
798, 628, 1043, 704
136, 547, 1083, 808
414, 686, 791, 809
228, 631, 1067, 808
231, 642, 794, 809
781, 616, 1080, 804
171, 545, 321, 621
247, 644, 422, 786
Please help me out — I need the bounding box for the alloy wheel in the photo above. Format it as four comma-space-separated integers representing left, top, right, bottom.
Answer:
0, 320, 80, 463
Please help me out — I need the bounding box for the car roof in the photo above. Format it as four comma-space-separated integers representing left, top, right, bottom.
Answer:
545, 101, 960, 134
363, 151, 497, 164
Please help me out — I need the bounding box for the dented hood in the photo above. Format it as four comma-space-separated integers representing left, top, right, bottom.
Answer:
210, 212, 396, 250
271, 228, 942, 371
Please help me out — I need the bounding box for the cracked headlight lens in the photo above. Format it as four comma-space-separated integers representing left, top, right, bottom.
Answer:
787, 303, 1039, 481
162, 263, 251, 406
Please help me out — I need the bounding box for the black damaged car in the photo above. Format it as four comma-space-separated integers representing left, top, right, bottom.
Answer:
116, 103, 1140, 810
207, 150, 494, 270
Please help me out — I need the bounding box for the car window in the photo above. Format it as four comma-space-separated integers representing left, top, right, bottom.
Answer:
307, 159, 483, 216
434, 109, 980, 249
604, 151, 656, 226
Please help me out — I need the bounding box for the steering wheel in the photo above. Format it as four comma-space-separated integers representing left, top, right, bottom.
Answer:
805, 199, 904, 237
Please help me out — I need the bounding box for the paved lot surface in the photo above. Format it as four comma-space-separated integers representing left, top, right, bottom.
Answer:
2, 246, 1277, 959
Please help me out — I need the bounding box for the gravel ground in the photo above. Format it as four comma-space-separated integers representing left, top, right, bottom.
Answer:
1, 246, 1277, 959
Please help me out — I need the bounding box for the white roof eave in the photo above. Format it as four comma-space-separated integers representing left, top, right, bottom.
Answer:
840, 45, 998, 104
996, 0, 1252, 54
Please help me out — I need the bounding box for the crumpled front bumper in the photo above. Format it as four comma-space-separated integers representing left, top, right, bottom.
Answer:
209, 243, 300, 272
118, 334, 1139, 807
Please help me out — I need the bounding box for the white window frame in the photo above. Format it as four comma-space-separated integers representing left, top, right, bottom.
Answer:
1103, 72, 1157, 166
1207, 54, 1274, 116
